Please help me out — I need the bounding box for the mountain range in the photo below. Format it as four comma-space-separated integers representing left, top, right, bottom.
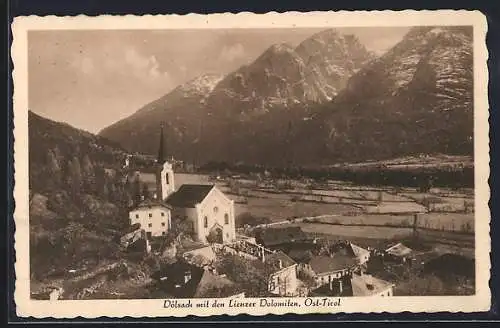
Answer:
98, 26, 473, 166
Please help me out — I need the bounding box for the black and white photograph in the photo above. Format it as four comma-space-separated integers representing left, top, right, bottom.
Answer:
12, 11, 490, 317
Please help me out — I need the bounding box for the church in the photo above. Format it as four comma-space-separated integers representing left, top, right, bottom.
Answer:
128, 127, 236, 244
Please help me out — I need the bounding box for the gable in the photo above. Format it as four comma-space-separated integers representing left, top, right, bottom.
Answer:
200, 186, 232, 208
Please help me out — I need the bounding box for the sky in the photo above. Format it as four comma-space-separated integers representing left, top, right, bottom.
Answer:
28, 27, 411, 133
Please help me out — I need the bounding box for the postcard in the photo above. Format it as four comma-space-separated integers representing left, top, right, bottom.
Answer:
12, 10, 490, 318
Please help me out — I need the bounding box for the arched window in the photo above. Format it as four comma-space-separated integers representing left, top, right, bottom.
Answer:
204, 216, 208, 228
213, 206, 219, 214
224, 213, 229, 225
165, 173, 169, 185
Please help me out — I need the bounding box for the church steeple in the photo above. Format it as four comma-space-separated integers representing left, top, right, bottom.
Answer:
156, 124, 175, 201
157, 124, 165, 164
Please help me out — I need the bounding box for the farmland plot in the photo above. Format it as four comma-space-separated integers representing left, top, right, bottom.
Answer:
311, 213, 474, 234
418, 213, 474, 233
235, 197, 361, 222
295, 223, 414, 239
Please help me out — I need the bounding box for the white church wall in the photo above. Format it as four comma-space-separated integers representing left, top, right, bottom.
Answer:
196, 188, 236, 244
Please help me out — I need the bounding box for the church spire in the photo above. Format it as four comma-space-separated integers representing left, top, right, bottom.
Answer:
157, 124, 165, 164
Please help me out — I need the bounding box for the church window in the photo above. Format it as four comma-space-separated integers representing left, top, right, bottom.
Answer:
204, 216, 208, 228
166, 174, 169, 185
224, 213, 229, 225
162, 222, 166, 227
149, 213, 152, 218
148, 223, 152, 228
213, 206, 218, 213
226, 233, 229, 239
161, 212, 165, 217
162, 231, 166, 235
135, 214, 139, 219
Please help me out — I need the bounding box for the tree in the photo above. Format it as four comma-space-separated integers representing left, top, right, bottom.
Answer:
405, 273, 446, 296
132, 178, 142, 206
45, 149, 62, 190
81, 154, 96, 193
67, 156, 82, 199
142, 183, 150, 200
215, 254, 269, 297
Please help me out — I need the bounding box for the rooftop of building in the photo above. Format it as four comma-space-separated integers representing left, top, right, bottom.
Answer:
351, 273, 394, 296
308, 254, 358, 274
265, 251, 297, 273
166, 184, 215, 208
130, 199, 172, 211
258, 226, 308, 247
385, 242, 413, 257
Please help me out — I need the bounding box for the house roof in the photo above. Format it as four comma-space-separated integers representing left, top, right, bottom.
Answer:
385, 243, 413, 257
194, 271, 241, 298
350, 243, 370, 259
351, 273, 393, 296
259, 226, 308, 246
166, 184, 215, 208
131, 199, 171, 211
152, 261, 205, 298
265, 251, 297, 273
309, 255, 357, 274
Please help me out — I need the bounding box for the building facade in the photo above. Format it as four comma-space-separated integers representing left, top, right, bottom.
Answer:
167, 184, 236, 244
129, 201, 172, 238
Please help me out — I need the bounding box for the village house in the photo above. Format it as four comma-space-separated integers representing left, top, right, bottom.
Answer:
128, 200, 172, 238
152, 260, 243, 298
265, 252, 299, 296
256, 226, 309, 249
385, 242, 414, 263
349, 243, 371, 266
299, 253, 358, 289
350, 272, 394, 297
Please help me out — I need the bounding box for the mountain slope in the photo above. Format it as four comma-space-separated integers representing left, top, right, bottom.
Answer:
289, 26, 474, 164
99, 29, 374, 164
206, 30, 374, 119
99, 73, 224, 161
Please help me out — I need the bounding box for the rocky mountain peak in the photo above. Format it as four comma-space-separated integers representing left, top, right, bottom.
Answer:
176, 73, 224, 97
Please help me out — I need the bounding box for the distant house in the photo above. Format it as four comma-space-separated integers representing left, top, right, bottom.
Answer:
182, 244, 217, 268
350, 273, 394, 297
349, 243, 371, 266
153, 261, 243, 298
128, 199, 172, 239
265, 252, 298, 296
194, 271, 245, 298
385, 242, 413, 263
256, 226, 308, 248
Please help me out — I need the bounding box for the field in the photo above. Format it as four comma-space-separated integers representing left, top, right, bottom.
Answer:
176, 173, 475, 240
234, 197, 361, 222
291, 223, 414, 240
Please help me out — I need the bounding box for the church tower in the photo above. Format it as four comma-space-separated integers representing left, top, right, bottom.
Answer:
156, 125, 175, 201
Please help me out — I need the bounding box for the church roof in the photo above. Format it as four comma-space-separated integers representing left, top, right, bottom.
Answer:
166, 184, 215, 208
